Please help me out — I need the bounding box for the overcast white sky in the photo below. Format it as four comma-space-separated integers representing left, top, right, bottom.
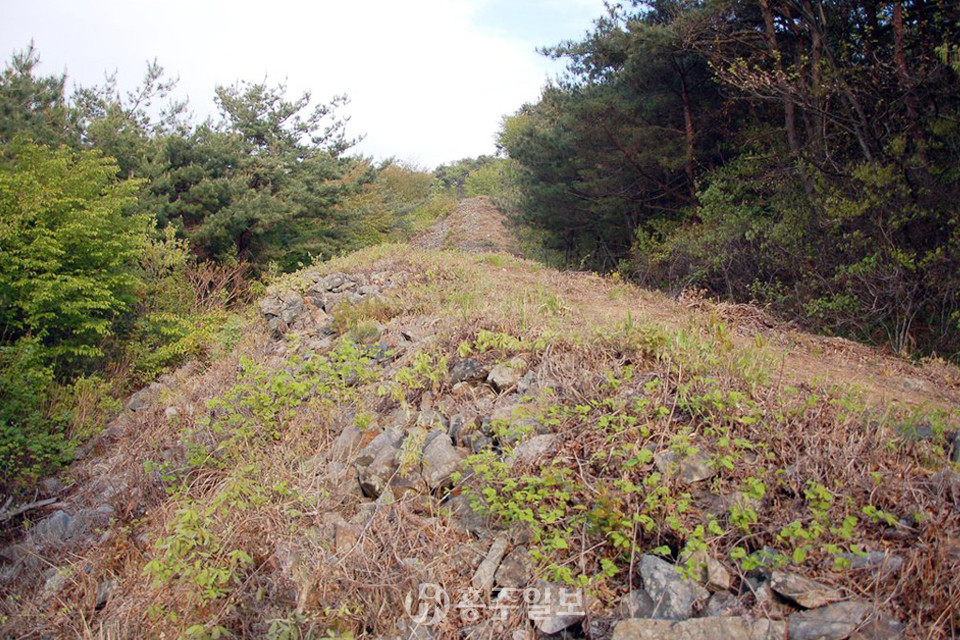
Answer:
1, 0, 607, 167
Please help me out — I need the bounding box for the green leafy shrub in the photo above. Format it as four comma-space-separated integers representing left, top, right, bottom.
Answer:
0, 338, 66, 488
0, 140, 147, 362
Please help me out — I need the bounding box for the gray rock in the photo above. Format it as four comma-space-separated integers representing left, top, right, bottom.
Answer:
682, 550, 731, 591
127, 387, 152, 411
834, 551, 904, 578
357, 444, 400, 498
639, 555, 709, 620
516, 371, 537, 395
446, 494, 490, 536
787, 601, 902, 640
495, 545, 533, 588
325, 461, 364, 498
259, 294, 285, 317
30, 510, 79, 546
471, 536, 509, 593
751, 579, 797, 618
95, 579, 116, 609
770, 571, 843, 609
330, 425, 366, 462
486, 357, 527, 392
164, 406, 181, 422
509, 434, 560, 467
41, 567, 72, 599
267, 316, 286, 339
529, 581, 585, 635
450, 359, 489, 385
357, 284, 381, 297
388, 472, 427, 499
354, 428, 403, 467
612, 617, 784, 640
279, 292, 306, 325
654, 451, 715, 485
39, 476, 64, 495
421, 433, 461, 490
704, 591, 739, 617
619, 589, 657, 618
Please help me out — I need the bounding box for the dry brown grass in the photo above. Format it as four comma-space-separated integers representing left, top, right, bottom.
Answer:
3, 226, 960, 638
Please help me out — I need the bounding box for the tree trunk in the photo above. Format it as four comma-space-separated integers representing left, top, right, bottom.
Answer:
759, 0, 812, 194
893, 0, 926, 163
679, 69, 698, 202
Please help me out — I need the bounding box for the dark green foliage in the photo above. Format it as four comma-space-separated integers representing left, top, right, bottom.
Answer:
503, 0, 960, 357
0, 339, 66, 487
141, 81, 366, 266
0, 43, 72, 147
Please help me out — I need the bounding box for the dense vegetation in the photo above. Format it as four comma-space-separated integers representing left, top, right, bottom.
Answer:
499, 0, 960, 359
0, 45, 469, 492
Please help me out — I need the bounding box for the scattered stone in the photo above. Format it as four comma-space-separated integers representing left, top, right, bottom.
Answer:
612, 617, 785, 640
127, 387, 152, 411
901, 377, 927, 392
95, 579, 116, 610
421, 433, 461, 490
495, 545, 533, 588
704, 591, 739, 617
324, 461, 364, 498
640, 554, 709, 620
516, 371, 537, 395
509, 434, 560, 467
787, 601, 903, 640
750, 579, 798, 618
619, 589, 657, 618
486, 357, 527, 392
450, 359, 489, 385
330, 425, 366, 462
654, 450, 715, 485
528, 581, 585, 635
357, 443, 401, 498
445, 494, 490, 536
471, 536, 509, 593
389, 472, 426, 499
41, 567, 71, 599
354, 428, 403, 467
682, 550, 731, 592
334, 522, 361, 553
29, 510, 79, 546
929, 469, 960, 503
770, 571, 843, 609
39, 476, 64, 495
164, 406, 181, 423
834, 551, 904, 578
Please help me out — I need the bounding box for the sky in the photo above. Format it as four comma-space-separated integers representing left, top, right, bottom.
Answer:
1, 0, 607, 168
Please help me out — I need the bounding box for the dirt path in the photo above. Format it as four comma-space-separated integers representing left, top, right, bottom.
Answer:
411, 196, 519, 254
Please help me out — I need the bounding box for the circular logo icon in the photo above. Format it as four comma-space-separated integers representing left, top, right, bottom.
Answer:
404, 583, 450, 627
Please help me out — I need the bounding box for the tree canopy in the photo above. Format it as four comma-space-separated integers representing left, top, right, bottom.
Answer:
501, 0, 960, 356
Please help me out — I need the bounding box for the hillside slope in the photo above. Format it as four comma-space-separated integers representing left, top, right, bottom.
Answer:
2, 200, 959, 639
